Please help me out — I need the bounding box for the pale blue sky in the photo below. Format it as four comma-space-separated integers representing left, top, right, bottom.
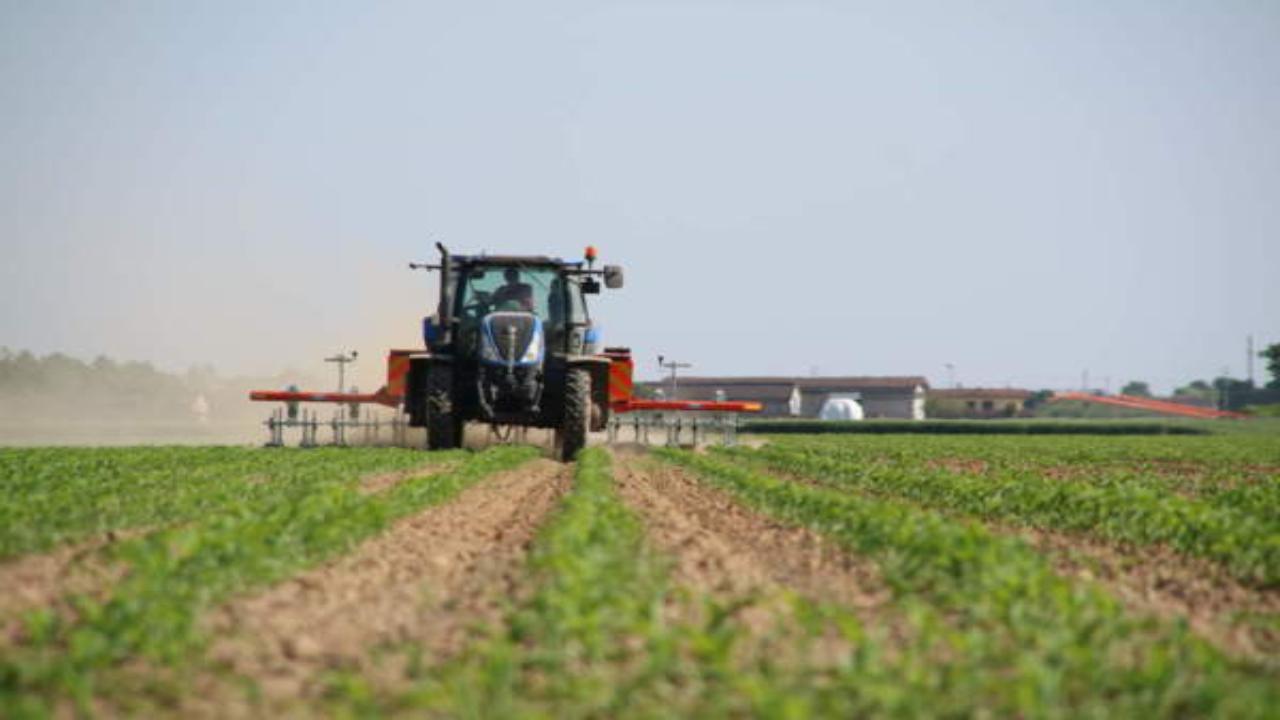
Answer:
2, 1, 1277, 393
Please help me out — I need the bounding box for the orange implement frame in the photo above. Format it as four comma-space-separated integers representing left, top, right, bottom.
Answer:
602, 347, 762, 414
1051, 392, 1246, 420
249, 347, 761, 415
249, 349, 418, 409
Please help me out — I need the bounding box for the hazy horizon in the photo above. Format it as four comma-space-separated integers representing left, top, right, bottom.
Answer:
3, 1, 1277, 397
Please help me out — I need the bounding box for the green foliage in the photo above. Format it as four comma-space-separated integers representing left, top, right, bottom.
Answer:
0, 445, 535, 715
1262, 342, 1280, 390
0, 446, 455, 559
744, 419, 1207, 435
1174, 379, 1215, 400
657, 448, 1277, 717
729, 438, 1279, 585
1121, 380, 1152, 397
1244, 403, 1280, 418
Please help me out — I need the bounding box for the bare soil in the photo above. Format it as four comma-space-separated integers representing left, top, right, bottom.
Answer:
1016, 527, 1280, 665
0, 532, 133, 647
612, 453, 894, 664
196, 459, 570, 713
727, 456, 1279, 664
924, 457, 990, 475
357, 460, 458, 494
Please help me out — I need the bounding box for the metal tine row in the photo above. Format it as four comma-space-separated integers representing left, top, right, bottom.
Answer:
606, 411, 740, 447
264, 407, 409, 447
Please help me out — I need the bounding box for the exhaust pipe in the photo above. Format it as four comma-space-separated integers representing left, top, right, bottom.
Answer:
436, 242, 452, 346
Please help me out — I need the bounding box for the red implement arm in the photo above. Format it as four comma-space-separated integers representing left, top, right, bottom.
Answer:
614, 399, 762, 413
1051, 392, 1245, 420
249, 387, 400, 408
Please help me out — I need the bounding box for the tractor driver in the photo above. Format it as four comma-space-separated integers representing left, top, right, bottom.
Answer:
491, 267, 535, 312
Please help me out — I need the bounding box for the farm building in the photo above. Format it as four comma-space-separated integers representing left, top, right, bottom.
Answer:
642, 376, 929, 420
928, 388, 1034, 418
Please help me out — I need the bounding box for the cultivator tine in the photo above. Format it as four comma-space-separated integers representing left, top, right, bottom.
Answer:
606, 410, 743, 449
260, 403, 414, 448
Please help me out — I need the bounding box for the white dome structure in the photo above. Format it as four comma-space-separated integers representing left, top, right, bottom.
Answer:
819, 396, 864, 421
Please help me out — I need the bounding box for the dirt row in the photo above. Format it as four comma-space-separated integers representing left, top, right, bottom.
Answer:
195, 459, 569, 714
0, 532, 132, 647
1019, 527, 1280, 662
611, 453, 897, 664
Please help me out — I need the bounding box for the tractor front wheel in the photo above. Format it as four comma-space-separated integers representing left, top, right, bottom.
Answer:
426, 365, 463, 450
556, 368, 590, 461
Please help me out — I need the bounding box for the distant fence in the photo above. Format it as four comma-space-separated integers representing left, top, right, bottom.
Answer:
741, 420, 1210, 436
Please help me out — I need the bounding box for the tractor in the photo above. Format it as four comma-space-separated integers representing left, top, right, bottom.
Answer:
403, 243, 624, 460
248, 244, 760, 454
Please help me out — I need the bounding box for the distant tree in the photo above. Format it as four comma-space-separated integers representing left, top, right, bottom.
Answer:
1262, 343, 1280, 390
1024, 389, 1054, 410
1120, 381, 1151, 397
1212, 376, 1254, 410
1174, 380, 1213, 399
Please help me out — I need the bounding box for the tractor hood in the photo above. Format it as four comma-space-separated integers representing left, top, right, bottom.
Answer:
479, 312, 544, 367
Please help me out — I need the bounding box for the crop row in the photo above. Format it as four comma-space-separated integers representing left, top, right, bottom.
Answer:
765, 433, 1280, 478
745, 419, 1210, 435
657, 448, 1277, 716
771, 434, 1280, 526
339, 448, 959, 717
727, 442, 1278, 586
0, 445, 536, 717
0, 446, 457, 559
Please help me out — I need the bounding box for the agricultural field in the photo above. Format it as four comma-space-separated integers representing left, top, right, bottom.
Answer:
1, 433, 1277, 717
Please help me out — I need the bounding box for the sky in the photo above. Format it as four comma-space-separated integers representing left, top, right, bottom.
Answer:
2, 0, 1277, 394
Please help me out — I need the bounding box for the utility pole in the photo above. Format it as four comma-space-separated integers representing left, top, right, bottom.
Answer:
325, 350, 359, 392
1220, 365, 1231, 411
657, 355, 692, 400
1247, 335, 1255, 387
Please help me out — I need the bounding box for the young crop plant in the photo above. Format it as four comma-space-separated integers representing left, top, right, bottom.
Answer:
656, 448, 1278, 718
763, 434, 1280, 531
0, 445, 536, 717
0, 446, 458, 559
731, 442, 1279, 586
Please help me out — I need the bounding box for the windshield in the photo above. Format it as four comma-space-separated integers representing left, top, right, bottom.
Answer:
456, 266, 568, 324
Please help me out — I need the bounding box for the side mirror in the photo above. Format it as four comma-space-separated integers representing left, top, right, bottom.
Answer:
582, 277, 601, 295
603, 265, 624, 289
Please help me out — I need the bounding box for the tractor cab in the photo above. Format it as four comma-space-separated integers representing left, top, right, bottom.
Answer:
446, 261, 594, 361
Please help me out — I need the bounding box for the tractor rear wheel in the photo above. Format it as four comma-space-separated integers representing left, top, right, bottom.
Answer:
556, 368, 590, 461
426, 365, 463, 450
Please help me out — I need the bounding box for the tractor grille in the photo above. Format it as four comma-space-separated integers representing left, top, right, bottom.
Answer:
485, 312, 537, 361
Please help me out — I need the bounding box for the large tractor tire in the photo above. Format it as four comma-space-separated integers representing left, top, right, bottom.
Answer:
426, 365, 463, 450
556, 368, 591, 462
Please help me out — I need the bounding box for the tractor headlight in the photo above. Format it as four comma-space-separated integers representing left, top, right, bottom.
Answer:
521, 326, 543, 364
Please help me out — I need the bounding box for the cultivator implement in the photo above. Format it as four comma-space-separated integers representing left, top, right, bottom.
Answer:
251, 347, 760, 449
262, 407, 412, 447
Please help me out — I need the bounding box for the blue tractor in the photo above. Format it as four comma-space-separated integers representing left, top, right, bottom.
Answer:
405, 243, 624, 461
